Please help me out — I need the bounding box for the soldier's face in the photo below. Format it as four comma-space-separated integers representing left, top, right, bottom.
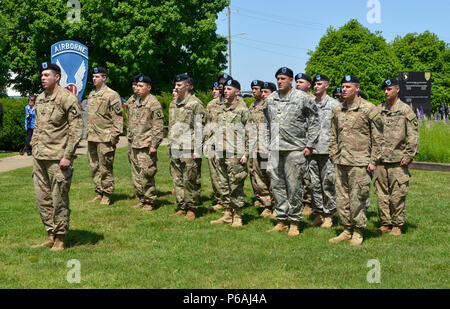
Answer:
175, 81, 192, 99
41, 70, 60, 90
341, 83, 360, 100
251, 86, 262, 100
132, 83, 138, 94
277, 75, 293, 93
334, 93, 344, 103
92, 73, 106, 87
28, 97, 35, 106
172, 88, 178, 99
136, 82, 151, 98
384, 85, 400, 101
262, 89, 273, 100
224, 86, 238, 100
313, 81, 329, 95
295, 79, 310, 92
212, 88, 220, 99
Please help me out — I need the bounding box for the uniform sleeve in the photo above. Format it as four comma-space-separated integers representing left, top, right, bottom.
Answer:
368, 107, 384, 165
328, 110, 338, 158
403, 109, 420, 164
304, 97, 320, 149
242, 107, 250, 158
263, 103, 271, 152
150, 99, 165, 149
110, 92, 123, 144
193, 101, 206, 155
63, 96, 83, 160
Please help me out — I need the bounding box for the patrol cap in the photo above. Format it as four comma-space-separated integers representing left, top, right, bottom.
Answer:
251, 80, 264, 89
358, 91, 367, 100
313, 74, 329, 84
382, 78, 400, 89
217, 73, 233, 84
275, 67, 294, 78
212, 81, 219, 89
261, 82, 277, 92
40, 62, 61, 74
225, 79, 241, 90
341, 75, 360, 84
295, 73, 312, 83
93, 66, 107, 75
137, 75, 152, 85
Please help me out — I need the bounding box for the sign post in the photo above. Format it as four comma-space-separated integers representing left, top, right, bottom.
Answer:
398, 71, 432, 116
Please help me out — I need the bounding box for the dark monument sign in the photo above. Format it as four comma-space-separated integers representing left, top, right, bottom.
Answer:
398, 71, 432, 116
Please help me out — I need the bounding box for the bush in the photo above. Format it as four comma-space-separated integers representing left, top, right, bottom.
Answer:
0, 98, 27, 151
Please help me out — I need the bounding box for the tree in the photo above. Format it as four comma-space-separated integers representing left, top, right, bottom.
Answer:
0, 14, 11, 92
305, 19, 401, 104
392, 31, 449, 112
0, 0, 229, 97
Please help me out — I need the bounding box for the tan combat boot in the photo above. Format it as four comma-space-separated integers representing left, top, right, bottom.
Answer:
186, 208, 196, 220
349, 229, 364, 246
260, 207, 273, 218
267, 220, 289, 233
100, 195, 111, 206
302, 203, 313, 216
288, 221, 300, 237
31, 232, 55, 249
376, 225, 392, 234
389, 226, 402, 236
210, 209, 233, 225
90, 194, 102, 203
142, 204, 154, 211
50, 235, 65, 251
209, 204, 224, 212
308, 214, 323, 227
329, 228, 352, 243
231, 209, 243, 227
253, 200, 263, 208
132, 202, 144, 209
169, 209, 187, 217
320, 214, 333, 228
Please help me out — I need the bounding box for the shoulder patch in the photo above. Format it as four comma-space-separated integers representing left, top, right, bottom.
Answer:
406, 111, 417, 121
368, 108, 380, 120
112, 102, 123, 114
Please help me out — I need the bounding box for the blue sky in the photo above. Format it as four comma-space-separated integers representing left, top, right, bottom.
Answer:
216, 0, 450, 91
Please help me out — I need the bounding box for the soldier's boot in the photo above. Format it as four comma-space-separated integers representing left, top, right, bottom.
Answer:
31, 232, 55, 249
287, 221, 300, 237
267, 220, 289, 233
253, 200, 263, 208
231, 209, 243, 227
376, 225, 392, 234
50, 235, 65, 251
100, 194, 111, 206
209, 204, 224, 212
320, 214, 333, 228
186, 208, 196, 221
169, 209, 187, 217
329, 229, 352, 244
90, 194, 102, 203
210, 209, 233, 225
269, 211, 277, 221
302, 203, 313, 216
171, 188, 175, 195
349, 229, 364, 246
389, 226, 402, 236
308, 213, 323, 227
260, 207, 273, 218
142, 204, 154, 211
132, 202, 144, 209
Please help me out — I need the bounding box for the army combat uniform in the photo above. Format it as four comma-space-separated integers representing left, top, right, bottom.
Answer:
86, 86, 123, 202
127, 93, 164, 208
374, 99, 419, 233
31, 86, 82, 246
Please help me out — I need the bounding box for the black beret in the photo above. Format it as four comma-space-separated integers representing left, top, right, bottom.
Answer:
295, 73, 312, 83
332, 87, 342, 95
212, 81, 219, 89
174, 73, 190, 82
275, 67, 294, 78
262, 82, 277, 92
358, 91, 367, 100
137, 75, 152, 85
225, 79, 241, 90
93, 67, 107, 75
313, 74, 329, 83
217, 73, 233, 84
382, 78, 400, 89
251, 80, 264, 89
131, 75, 140, 84
341, 75, 360, 84
40, 62, 61, 74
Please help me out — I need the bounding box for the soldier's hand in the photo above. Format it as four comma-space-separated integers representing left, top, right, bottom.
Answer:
149, 147, 157, 154
111, 139, 117, 146
60, 157, 71, 169
193, 152, 201, 159
304, 147, 313, 157
400, 159, 408, 167
240, 156, 248, 164
367, 163, 376, 172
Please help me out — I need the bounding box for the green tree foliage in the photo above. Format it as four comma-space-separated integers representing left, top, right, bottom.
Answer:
306, 19, 401, 104
0, 0, 229, 97
0, 98, 27, 151
0, 15, 11, 92
392, 31, 450, 112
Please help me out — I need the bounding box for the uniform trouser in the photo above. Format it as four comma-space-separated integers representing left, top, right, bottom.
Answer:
88, 141, 116, 196
335, 165, 371, 230
270, 150, 307, 222
32, 158, 73, 235
374, 163, 410, 227
129, 147, 158, 205
170, 155, 202, 210
303, 171, 312, 205
208, 157, 221, 202
309, 154, 336, 214
216, 157, 248, 210
26, 129, 34, 154
249, 153, 273, 207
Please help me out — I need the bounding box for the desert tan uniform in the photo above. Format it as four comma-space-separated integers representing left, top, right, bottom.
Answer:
86, 86, 123, 197
31, 86, 82, 235
127, 94, 164, 206
329, 98, 383, 230
374, 100, 419, 228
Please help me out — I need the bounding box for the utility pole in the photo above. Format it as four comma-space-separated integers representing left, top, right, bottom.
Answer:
228, 6, 232, 76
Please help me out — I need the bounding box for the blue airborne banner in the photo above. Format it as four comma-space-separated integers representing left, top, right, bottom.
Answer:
51, 40, 88, 102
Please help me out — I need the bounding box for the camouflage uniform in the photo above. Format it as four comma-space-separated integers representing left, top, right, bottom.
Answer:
329, 97, 383, 230
264, 89, 320, 222
374, 100, 419, 228
248, 99, 273, 208
309, 95, 340, 214
301, 92, 315, 207
86, 86, 123, 196
127, 94, 164, 206
31, 86, 83, 235
168, 93, 206, 211
214, 99, 250, 210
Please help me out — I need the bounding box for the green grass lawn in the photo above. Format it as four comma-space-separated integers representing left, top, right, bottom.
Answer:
0, 146, 448, 289
416, 121, 450, 163
0, 151, 18, 160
